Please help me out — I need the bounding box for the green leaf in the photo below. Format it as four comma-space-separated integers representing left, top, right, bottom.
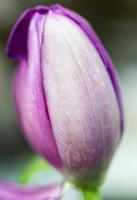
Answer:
19, 156, 63, 185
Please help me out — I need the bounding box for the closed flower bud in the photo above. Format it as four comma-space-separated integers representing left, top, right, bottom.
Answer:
7, 4, 124, 187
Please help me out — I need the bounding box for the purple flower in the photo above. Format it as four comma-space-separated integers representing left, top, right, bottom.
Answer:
6, 4, 124, 186
0, 181, 62, 200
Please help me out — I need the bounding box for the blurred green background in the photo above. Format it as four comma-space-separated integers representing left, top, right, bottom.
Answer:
0, 0, 137, 199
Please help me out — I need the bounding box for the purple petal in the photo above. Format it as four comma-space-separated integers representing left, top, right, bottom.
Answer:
0, 181, 61, 200
50, 4, 124, 133
13, 12, 62, 168
6, 6, 49, 59
41, 12, 120, 173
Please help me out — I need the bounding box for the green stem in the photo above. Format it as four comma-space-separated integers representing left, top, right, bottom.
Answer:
83, 188, 101, 200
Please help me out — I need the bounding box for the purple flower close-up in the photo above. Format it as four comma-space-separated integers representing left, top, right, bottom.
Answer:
5, 3, 124, 193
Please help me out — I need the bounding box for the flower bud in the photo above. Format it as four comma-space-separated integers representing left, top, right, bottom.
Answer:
7, 4, 124, 187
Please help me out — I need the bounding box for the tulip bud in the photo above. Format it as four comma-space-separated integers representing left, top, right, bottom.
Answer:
7, 4, 124, 187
